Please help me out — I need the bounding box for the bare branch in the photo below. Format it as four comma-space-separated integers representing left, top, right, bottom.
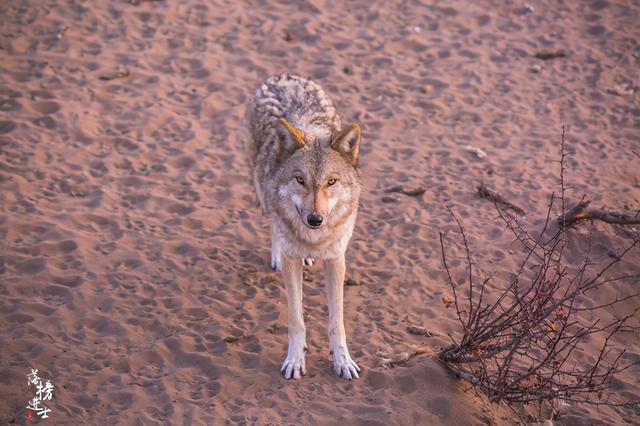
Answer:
477, 182, 526, 216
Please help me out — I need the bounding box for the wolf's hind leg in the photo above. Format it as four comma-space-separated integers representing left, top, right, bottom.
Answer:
271, 239, 281, 271
271, 225, 282, 271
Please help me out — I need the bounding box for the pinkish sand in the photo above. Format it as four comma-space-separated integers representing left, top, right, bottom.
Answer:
1, 0, 639, 424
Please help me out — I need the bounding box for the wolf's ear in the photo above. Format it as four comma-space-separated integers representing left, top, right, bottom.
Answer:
277, 118, 306, 153
331, 123, 361, 165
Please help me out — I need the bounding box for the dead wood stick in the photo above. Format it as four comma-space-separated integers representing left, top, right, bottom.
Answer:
379, 346, 434, 368
558, 200, 640, 227
99, 68, 130, 81
128, 0, 163, 4
477, 183, 526, 215
534, 50, 566, 60
385, 185, 426, 197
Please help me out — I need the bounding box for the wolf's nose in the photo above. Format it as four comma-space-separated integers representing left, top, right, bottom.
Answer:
307, 213, 323, 227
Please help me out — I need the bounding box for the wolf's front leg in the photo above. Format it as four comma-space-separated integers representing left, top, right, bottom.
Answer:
280, 253, 307, 379
324, 255, 360, 380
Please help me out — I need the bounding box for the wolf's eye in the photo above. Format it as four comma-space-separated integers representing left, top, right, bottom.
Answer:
295, 176, 305, 185
327, 178, 337, 186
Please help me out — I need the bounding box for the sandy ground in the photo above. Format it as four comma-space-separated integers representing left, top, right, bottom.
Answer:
1, 0, 639, 424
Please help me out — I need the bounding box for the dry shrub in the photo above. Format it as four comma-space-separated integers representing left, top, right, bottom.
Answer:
438, 128, 640, 418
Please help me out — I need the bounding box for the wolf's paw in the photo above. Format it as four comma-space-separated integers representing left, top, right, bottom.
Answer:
303, 258, 315, 267
332, 347, 360, 380
281, 354, 306, 380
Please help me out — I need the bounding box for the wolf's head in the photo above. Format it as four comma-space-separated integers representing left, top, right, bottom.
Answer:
273, 118, 362, 232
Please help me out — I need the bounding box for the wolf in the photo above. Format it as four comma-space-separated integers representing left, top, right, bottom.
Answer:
245, 74, 362, 380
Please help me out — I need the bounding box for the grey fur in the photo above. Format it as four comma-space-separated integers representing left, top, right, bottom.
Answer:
246, 73, 341, 154
246, 74, 362, 380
